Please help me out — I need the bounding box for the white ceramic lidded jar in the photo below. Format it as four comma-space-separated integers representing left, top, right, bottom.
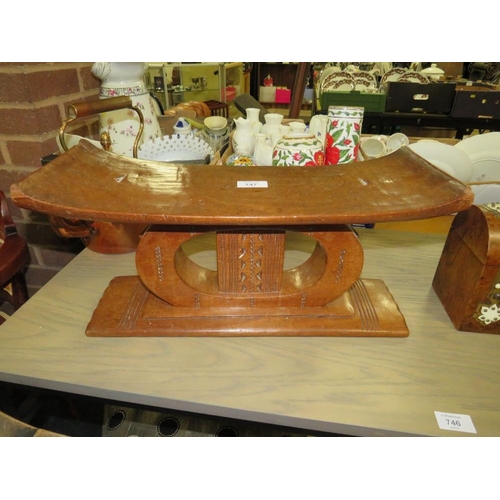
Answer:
91, 62, 163, 157
272, 134, 325, 166
420, 63, 445, 81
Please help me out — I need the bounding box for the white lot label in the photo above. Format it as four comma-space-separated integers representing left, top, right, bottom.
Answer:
237, 181, 268, 188
434, 411, 477, 434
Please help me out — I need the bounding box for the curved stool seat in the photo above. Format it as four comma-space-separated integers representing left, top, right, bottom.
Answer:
0, 190, 29, 325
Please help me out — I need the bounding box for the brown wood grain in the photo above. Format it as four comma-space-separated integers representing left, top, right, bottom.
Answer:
10, 140, 473, 226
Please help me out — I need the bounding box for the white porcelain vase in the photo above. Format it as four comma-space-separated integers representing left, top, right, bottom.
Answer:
261, 113, 284, 141
246, 108, 262, 134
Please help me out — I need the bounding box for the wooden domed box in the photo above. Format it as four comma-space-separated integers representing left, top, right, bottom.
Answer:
433, 204, 500, 334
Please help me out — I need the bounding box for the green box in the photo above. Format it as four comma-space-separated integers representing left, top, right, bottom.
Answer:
319, 90, 387, 113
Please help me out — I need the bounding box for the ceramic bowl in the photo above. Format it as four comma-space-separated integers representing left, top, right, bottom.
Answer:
204, 116, 228, 132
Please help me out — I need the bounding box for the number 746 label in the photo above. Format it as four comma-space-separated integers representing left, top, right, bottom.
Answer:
434, 411, 477, 434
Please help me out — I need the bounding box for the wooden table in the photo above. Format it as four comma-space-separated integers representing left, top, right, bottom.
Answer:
1, 223, 499, 436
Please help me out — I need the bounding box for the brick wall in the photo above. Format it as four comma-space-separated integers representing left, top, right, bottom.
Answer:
0, 62, 100, 296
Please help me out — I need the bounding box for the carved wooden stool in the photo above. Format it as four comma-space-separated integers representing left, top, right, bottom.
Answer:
11, 141, 473, 338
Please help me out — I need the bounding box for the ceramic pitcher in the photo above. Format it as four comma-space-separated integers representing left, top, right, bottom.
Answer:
325, 106, 364, 165
91, 62, 163, 157
233, 117, 255, 156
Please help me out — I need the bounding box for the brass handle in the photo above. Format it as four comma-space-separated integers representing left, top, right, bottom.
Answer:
58, 95, 145, 158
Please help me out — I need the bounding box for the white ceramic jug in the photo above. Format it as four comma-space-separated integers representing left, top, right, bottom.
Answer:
233, 117, 255, 156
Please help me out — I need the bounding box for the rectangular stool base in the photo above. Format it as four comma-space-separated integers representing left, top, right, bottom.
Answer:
86, 276, 409, 338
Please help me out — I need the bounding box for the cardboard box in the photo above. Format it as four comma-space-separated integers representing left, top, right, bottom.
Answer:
259, 86, 276, 102
275, 88, 291, 104
225, 86, 237, 101
385, 82, 457, 114
451, 89, 500, 119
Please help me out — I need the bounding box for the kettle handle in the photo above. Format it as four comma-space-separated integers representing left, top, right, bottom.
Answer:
58, 95, 145, 158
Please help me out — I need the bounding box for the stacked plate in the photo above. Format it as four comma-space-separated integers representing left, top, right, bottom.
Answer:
380, 68, 429, 85
379, 68, 429, 93
455, 132, 500, 205
320, 70, 378, 92
409, 141, 473, 183
408, 132, 500, 205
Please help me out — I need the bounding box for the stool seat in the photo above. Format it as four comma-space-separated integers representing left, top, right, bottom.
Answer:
0, 190, 29, 324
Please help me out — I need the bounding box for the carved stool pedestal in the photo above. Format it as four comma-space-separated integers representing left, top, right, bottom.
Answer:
86, 225, 409, 337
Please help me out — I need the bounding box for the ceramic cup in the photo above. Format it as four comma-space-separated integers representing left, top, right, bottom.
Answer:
371, 134, 388, 144
360, 137, 386, 160
387, 132, 409, 153
325, 106, 364, 165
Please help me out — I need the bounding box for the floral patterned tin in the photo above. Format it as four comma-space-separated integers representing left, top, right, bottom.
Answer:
325, 106, 364, 165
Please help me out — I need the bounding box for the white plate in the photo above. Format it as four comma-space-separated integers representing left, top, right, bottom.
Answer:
138, 134, 214, 162
380, 67, 408, 84
353, 77, 374, 91
470, 184, 500, 205
318, 66, 341, 87
321, 72, 354, 92
455, 132, 500, 183
409, 141, 473, 183
398, 71, 429, 84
